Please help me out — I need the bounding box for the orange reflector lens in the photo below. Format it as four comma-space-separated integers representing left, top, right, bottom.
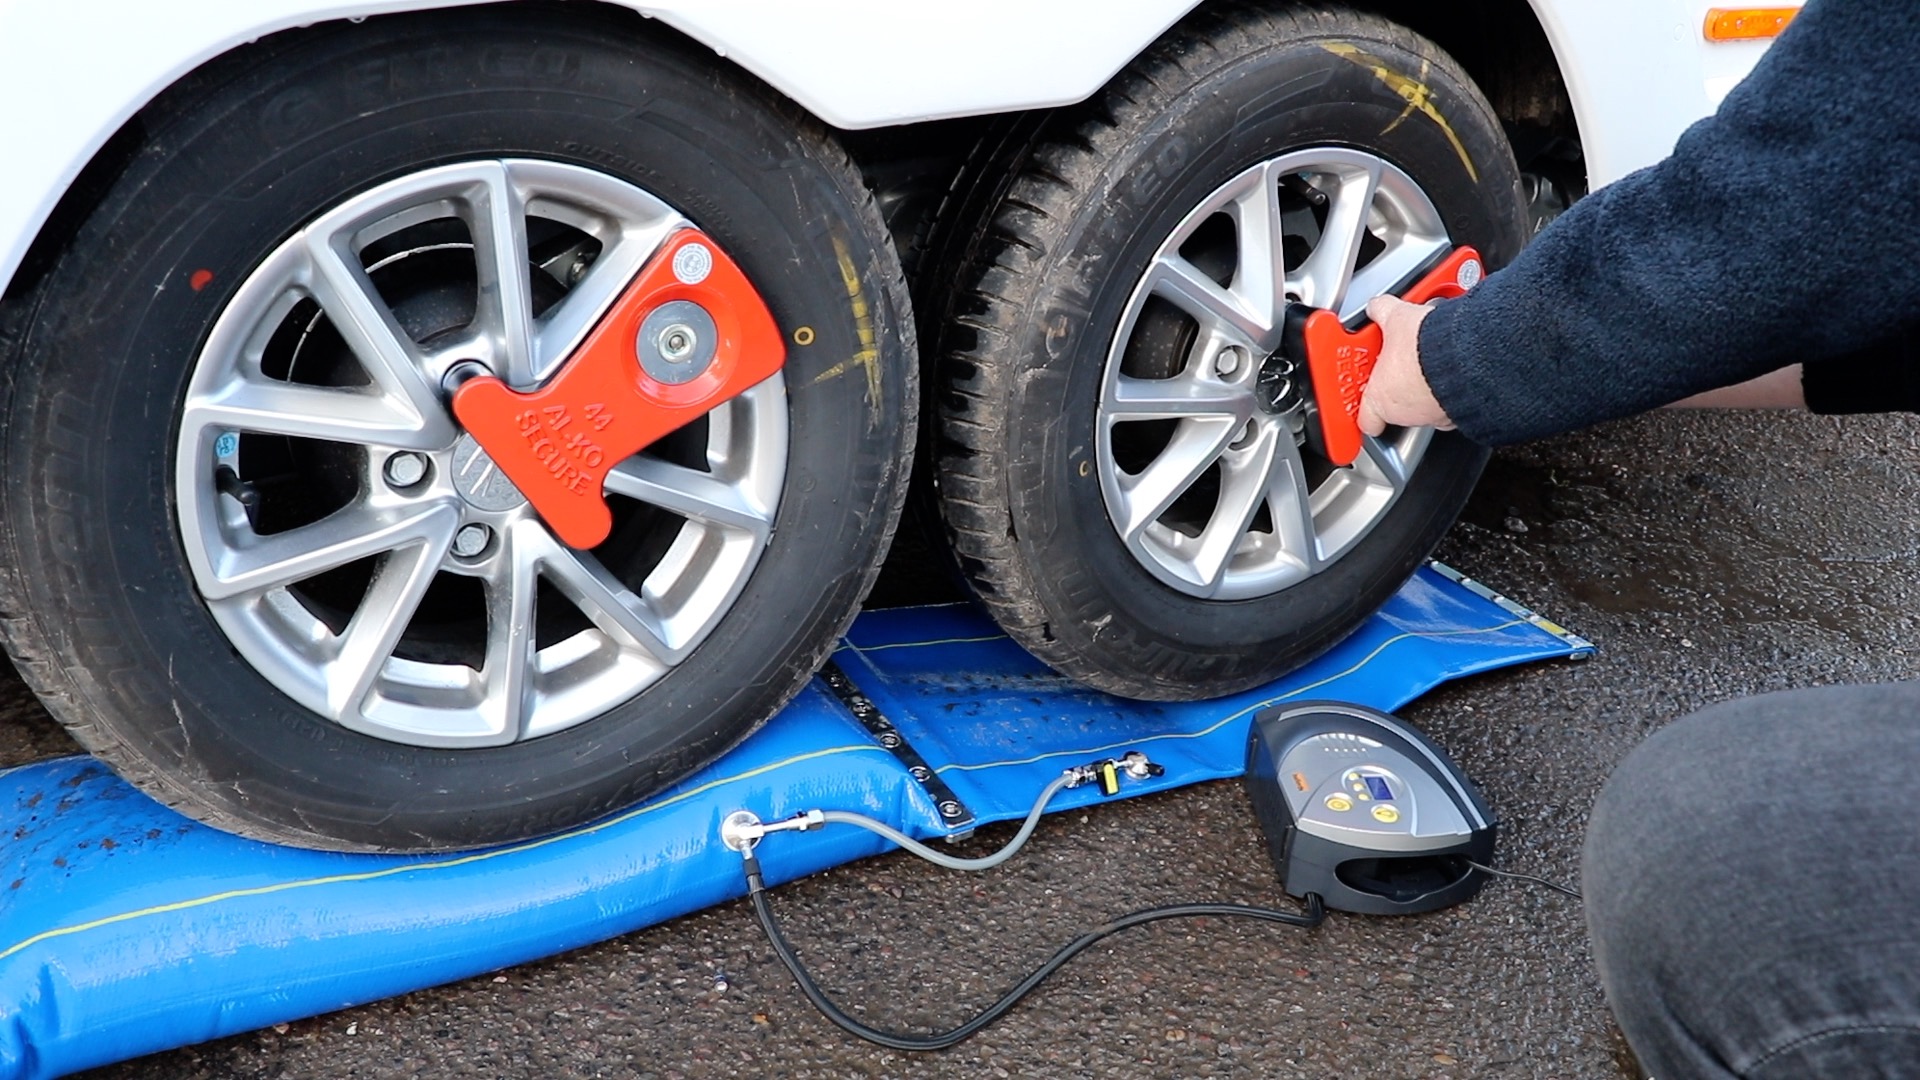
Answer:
1704, 7, 1798, 41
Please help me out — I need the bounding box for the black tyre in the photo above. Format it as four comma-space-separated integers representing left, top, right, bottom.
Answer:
936, 6, 1524, 700
0, 8, 914, 850
870, 114, 1054, 607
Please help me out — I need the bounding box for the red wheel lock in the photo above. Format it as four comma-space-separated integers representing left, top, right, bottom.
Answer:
1293, 246, 1483, 468
453, 229, 786, 549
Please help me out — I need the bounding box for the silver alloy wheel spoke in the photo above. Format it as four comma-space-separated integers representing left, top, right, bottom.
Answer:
469, 163, 539, 389
604, 457, 775, 541
302, 233, 458, 447
184, 378, 444, 451
1115, 416, 1242, 541
1105, 373, 1250, 419
1150, 256, 1271, 348
176, 161, 784, 748
1235, 160, 1291, 332
534, 527, 688, 667
1358, 434, 1410, 490
474, 521, 541, 744
327, 519, 459, 717
1290, 156, 1384, 313
1191, 422, 1281, 593
1267, 433, 1323, 575
1097, 147, 1445, 600
204, 502, 460, 602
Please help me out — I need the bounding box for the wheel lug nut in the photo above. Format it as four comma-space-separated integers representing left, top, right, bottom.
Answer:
452, 523, 493, 558
383, 452, 429, 488
441, 360, 490, 395
1214, 347, 1245, 378
1231, 418, 1260, 450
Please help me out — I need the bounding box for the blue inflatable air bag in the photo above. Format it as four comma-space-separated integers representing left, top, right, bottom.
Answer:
0, 564, 1586, 1078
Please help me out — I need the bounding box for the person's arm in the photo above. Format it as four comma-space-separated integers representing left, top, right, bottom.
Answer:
1394, 0, 1920, 446
1360, 317, 1918, 435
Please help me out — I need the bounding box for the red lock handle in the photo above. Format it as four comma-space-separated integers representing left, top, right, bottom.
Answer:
453, 229, 786, 549
1299, 246, 1483, 468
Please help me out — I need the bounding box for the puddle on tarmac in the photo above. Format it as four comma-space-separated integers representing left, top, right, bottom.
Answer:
1455, 444, 1920, 646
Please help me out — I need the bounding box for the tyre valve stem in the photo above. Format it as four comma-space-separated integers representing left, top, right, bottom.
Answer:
214, 464, 262, 524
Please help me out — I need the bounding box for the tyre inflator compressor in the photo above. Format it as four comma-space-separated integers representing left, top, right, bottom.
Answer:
731, 701, 1563, 1051
1245, 701, 1497, 915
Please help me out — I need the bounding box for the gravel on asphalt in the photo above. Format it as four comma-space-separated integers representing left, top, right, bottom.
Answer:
5, 407, 1917, 1079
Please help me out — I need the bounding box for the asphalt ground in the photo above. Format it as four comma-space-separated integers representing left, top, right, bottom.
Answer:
6, 405, 1919, 1078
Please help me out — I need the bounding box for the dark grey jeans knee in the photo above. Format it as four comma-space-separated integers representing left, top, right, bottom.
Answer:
1582, 682, 1920, 1079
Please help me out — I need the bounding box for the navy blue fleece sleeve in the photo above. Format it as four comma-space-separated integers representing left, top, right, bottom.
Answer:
1417, 0, 1920, 446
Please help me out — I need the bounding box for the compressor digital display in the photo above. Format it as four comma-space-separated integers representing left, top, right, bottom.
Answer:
1364, 776, 1394, 801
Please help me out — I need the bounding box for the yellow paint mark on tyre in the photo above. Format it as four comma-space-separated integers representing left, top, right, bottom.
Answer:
808, 236, 883, 403
1320, 43, 1479, 183
793, 326, 815, 346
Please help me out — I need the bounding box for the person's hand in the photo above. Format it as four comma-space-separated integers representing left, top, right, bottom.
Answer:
1357, 295, 1455, 436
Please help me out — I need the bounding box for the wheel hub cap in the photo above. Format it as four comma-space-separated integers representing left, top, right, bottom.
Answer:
1254, 351, 1300, 415
450, 435, 529, 512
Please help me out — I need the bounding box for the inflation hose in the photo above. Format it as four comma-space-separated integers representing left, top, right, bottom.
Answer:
743, 852, 1324, 1052
730, 759, 1327, 1051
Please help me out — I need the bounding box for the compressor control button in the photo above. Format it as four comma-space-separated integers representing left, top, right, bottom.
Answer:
1324, 794, 1354, 812
1371, 804, 1401, 824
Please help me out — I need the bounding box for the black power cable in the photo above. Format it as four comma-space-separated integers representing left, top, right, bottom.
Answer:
741, 852, 1327, 1052
730, 761, 1576, 1050
1467, 859, 1582, 900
